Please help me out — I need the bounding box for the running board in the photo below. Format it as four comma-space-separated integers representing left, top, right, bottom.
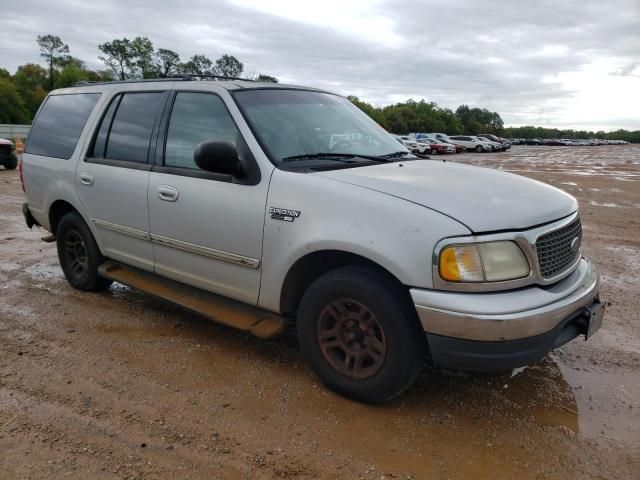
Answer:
98, 261, 286, 339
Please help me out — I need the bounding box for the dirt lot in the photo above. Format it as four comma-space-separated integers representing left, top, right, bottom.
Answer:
1, 145, 639, 479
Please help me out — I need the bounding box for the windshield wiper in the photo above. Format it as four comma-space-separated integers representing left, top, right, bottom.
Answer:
281, 152, 385, 163
281, 152, 418, 163
380, 151, 412, 159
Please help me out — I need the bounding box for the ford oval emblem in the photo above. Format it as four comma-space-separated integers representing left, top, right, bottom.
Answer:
570, 236, 581, 254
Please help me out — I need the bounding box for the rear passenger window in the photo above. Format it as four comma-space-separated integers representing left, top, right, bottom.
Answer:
104, 92, 164, 163
165, 92, 238, 169
92, 95, 121, 159
25, 93, 100, 159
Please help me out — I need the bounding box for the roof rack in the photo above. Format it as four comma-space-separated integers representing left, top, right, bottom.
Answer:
72, 74, 255, 87
171, 73, 256, 82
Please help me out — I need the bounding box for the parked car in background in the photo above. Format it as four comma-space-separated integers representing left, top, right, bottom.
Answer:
421, 136, 456, 155
440, 139, 465, 153
477, 134, 511, 150
396, 135, 430, 155
448, 135, 493, 152
0, 138, 19, 170
425, 133, 466, 153
483, 138, 504, 152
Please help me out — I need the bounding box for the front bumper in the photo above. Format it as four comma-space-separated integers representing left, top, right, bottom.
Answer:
411, 258, 602, 371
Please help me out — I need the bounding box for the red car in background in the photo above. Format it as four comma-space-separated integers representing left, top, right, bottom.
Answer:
422, 136, 456, 154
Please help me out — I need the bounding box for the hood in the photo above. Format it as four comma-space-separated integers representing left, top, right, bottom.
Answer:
314, 160, 577, 233
0, 138, 13, 146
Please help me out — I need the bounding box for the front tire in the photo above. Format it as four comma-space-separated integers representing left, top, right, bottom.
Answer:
475, 145, 483, 152
56, 212, 113, 291
297, 266, 426, 403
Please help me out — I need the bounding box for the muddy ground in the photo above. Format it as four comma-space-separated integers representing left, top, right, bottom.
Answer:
1, 145, 639, 479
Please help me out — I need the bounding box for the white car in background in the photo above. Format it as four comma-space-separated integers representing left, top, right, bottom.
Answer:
448, 135, 493, 152
395, 135, 430, 155
427, 132, 452, 143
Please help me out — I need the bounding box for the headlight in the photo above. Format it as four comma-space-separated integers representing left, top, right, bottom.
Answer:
438, 241, 530, 282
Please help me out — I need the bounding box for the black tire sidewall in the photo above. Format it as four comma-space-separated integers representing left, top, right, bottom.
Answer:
56, 212, 111, 291
4, 155, 18, 170
297, 266, 426, 403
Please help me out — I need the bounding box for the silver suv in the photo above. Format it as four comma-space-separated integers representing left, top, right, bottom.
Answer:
21, 78, 604, 403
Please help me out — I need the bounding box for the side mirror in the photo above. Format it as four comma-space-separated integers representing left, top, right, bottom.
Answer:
194, 140, 242, 176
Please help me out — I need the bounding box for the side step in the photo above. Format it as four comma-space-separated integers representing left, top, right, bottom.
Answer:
98, 261, 286, 339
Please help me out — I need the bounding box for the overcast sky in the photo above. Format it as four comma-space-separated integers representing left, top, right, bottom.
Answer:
2, 0, 639, 130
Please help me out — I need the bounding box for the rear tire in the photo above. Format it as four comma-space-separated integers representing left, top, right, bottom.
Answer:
56, 212, 113, 291
4, 155, 17, 170
475, 145, 483, 153
297, 266, 426, 403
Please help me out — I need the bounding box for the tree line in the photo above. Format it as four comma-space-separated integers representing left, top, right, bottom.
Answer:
348, 96, 503, 136
0, 34, 277, 124
502, 126, 640, 143
349, 97, 639, 141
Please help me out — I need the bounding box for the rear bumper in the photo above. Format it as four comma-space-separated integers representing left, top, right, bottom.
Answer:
411, 258, 602, 371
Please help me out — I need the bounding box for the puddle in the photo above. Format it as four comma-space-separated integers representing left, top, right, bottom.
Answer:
0, 261, 21, 271
23, 262, 64, 281
555, 359, 640, 447
590, 201, 621, 208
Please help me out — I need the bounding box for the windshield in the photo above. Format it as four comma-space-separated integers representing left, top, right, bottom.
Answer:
233, 89, 409, 167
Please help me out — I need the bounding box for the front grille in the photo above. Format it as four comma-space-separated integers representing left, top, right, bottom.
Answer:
536, 216, 582, 279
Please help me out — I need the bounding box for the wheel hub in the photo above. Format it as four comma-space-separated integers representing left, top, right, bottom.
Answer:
317, 299, 387, 379
64, 230, 89, 278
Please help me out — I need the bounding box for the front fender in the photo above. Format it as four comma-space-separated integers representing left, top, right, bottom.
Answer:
257, 169, 470, 312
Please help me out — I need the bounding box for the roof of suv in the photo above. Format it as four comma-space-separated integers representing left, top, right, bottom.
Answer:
53, 77, 332, 95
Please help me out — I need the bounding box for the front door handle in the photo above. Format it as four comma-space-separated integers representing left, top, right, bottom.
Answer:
158, 185, 179, 202
79, 172, 94, 186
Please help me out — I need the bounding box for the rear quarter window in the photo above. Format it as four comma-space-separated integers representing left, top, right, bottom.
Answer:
25, 93, 100, 159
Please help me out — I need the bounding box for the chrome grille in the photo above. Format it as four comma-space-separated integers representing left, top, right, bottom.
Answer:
536, 216, 582, 279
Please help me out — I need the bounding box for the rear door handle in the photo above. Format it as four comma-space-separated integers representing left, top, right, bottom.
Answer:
79, 172, 94, 186
158, 185, 179, 202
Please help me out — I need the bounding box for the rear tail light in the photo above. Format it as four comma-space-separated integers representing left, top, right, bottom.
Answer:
18, 157, 25, 192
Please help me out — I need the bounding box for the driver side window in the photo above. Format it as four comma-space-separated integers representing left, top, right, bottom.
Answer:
165, 92, 239, 169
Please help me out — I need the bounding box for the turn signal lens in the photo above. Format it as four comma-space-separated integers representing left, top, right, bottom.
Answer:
439, 245, 483, 282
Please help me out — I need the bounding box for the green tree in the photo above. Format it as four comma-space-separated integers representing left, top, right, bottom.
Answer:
37, 34, 70, 90
54, 62, 89, 88
181, 54, 214, 75
13, 63, 49, 118
214, 54, 243, 78
0, 79, 29, 123
99, 38, 135, 80
154, 48, 181, 77
254, 74, 278, 83
131, 37, 155, 78
348, 96, 385, 126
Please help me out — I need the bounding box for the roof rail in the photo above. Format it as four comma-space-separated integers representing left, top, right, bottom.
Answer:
72, 77, 190, 87
171, 73, 256, 82
71, 74, 255, 88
